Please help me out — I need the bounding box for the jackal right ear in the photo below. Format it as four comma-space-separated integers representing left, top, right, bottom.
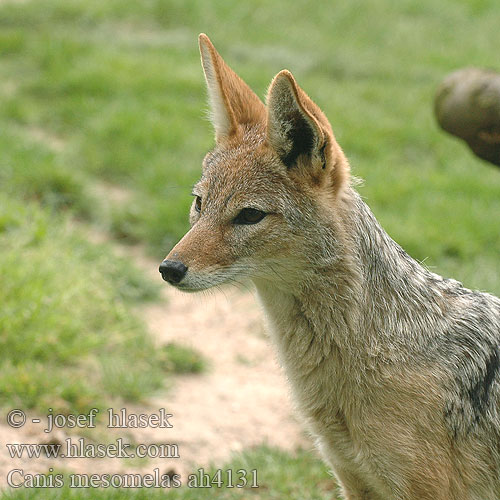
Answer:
199, 34, 265, 143
266, 70, 326, 169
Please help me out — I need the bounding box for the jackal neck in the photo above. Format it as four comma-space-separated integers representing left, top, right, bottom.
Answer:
254, 188, 449, 374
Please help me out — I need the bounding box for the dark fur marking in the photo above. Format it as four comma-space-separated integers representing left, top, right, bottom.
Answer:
281, 111, 315, 168
469, 347, 499, 412
441, 319, 500, 438
319, 141, 327, 169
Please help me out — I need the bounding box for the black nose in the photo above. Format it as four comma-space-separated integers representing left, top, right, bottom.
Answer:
159, 260, 188, 284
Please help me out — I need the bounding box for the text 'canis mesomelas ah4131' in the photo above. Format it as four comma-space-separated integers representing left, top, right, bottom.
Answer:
159, 34, 500, 500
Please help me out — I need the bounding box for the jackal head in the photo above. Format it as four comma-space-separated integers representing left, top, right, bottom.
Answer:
159, 34, 350, 292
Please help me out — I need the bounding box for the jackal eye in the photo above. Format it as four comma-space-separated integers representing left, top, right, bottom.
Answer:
194, 196, 202, 213
234, 208, 266, 225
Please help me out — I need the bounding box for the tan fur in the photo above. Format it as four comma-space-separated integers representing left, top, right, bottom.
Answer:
161, 35, 500, 499
199, 34, 266, 142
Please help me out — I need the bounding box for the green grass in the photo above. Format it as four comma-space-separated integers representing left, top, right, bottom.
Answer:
0, 194, 204, 413
1, 446, 337, 500
0, 0, 499, 498
159, 343, 208, 374
0, 194, 162, 413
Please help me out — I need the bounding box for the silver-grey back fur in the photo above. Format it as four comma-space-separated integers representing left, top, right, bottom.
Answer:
254, 185, 500, 499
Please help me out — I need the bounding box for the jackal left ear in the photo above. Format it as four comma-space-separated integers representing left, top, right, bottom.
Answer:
266, 70, 326, 168
199, 34, 266, 143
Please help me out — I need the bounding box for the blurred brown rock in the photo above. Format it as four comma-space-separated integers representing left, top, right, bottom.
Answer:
435, 67, 500, 167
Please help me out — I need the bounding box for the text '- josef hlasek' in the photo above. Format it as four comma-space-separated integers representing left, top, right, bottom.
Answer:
7, 408, 173, 433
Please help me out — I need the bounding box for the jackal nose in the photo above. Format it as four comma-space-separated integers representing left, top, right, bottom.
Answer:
159, 260, 188, 284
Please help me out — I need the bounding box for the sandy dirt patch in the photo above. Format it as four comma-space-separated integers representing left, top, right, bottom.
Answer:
0, 245, 308, 487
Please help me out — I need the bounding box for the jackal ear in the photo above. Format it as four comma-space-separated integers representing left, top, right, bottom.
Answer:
266, 70, 326, 168
199, 34, 266, 142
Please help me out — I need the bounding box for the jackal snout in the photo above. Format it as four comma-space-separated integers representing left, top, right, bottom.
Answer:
159, 259, 188, 284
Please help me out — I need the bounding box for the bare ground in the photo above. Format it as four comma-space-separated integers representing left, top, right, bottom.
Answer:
0, 243, 308, 486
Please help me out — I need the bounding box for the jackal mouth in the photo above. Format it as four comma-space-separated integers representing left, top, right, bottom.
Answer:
169, 281, 209, 293
166, 266, 245, 293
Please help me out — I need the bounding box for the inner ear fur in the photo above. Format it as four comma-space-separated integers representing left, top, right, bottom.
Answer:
198, 34, 266, 142
266, 70, 326, 167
